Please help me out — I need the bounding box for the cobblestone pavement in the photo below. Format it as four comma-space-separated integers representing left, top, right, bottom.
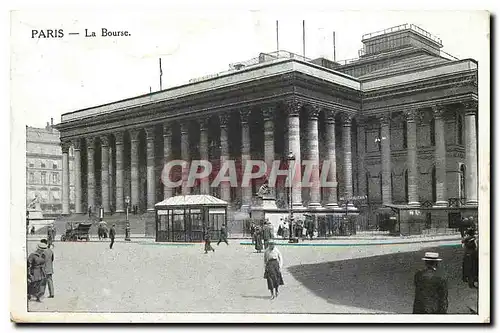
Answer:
26, 239, 477, 314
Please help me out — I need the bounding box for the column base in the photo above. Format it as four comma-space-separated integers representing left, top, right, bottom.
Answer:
147, 208, 155, 212
307, 202, 323, 209
115, 209, 125, 213
291, 204, 306, 210
466, 200, 478, 206
240, 204, 251, 213
433, 201, 448, 207
408, 202, 420, 208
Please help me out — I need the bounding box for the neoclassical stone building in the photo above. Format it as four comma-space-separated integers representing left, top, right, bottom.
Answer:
55, 24, 478, 233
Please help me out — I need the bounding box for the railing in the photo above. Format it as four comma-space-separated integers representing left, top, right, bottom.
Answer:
362, 23, 442, 46
229, 50, 311, 70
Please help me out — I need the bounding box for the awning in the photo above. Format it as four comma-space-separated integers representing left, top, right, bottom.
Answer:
155, 195, 228, 208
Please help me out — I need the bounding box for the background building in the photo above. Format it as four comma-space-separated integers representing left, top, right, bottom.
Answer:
26, 119, 75, 214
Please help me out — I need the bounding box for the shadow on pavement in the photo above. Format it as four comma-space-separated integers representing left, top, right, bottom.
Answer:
287, 246, 477, 314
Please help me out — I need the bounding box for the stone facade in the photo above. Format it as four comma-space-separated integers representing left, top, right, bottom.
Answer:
54, 25, 478, 219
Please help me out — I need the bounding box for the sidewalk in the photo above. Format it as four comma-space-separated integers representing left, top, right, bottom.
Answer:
27, 233, 461, 245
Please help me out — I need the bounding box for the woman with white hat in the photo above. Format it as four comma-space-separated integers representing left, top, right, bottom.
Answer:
27, 242, 47, 302
263, 241, 284, 299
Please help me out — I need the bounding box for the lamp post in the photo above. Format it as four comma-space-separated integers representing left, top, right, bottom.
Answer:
125, 196, 131, 241
287, 151, 298, 243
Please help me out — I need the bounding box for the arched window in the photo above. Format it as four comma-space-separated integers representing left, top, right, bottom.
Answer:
457, 115, 464, 145
431, 167, 437, 203
430, 118, 436, 146
404, 170, 409, 203
460, 164, 466, 201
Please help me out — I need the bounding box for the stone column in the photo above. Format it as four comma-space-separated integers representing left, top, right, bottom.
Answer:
219, 112, 231, 203
145, 127, 156, 211
180, 122, 190, 195
61, 141, 70, 214
115, 132, 125, 212
306, 105, 321, 208
86, 137, 95, 211
286, 99, 303, 208
163, 123, 173, 199
463, 101, 478, 205
198, 118, 210, 195
130, 129, 140, 210
324, 109, 339, 207
101, 135, 110, 213
380, 114, 392, 205
342, 114, 354, 205
72, 139, 82, 214
433, 105, 448, 206
356, 118, 367, 198
404, 109, 420, 206
240, 108, 252, 211
262, 106, 276, 200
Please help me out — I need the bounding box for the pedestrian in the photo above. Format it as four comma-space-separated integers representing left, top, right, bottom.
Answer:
30, 225, 35, 236
305, 215, 314, 240
413, 252, 448, 314
109, 224, 116, 249
283, 221, 289, 239
46, 225, 54, 248
263, 241, 284, 300
462, 228, 478, 288
263, 220, 273, 249
254, 226, 263, 253
250, 222, 256, 244
217, 225, 229, 246
40, 239, 54, 298
88, 206, 92, 218
204, 228, 215, 254
27, 241, 47, 302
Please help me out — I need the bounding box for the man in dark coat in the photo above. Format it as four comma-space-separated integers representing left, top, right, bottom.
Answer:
217, 225, 229, 246
462, 228, 478, 288
204, 228, 215, 254
40, 239, 55, 298
88, 206, 92, 218
413, 252, 448, 314
263, 221, 273, 249
250, 222, 256, 244
109, 224, 116, 249
27, 242, 47, 302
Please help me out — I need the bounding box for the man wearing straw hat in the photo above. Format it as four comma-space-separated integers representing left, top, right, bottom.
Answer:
27, 241, 47, 302
413, 252, 448, 314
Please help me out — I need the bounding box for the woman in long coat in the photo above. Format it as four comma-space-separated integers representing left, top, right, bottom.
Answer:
254, 226, 263, 253
462, 228, 478, 288
263, 241, 284, 299
204, 228, 215, 254
27, 242, 47, 302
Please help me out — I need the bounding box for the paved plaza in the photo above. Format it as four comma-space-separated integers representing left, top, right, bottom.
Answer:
26, 238, 477, 314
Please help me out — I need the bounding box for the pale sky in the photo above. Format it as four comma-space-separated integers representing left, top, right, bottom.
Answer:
11, 10, 489, 128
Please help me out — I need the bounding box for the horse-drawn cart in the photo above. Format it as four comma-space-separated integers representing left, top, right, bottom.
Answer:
60, 223, 92, 241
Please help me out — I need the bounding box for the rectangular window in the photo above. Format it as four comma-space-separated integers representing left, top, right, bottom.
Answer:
29, 172, 34, 183
29, 163, 34, 168
41, 162, 46, 168
52, 172, 58, 184
41, 172, 47, 185
53, 163, 58, 169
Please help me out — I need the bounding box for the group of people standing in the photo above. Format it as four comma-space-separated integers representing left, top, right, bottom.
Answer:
27, 239, 55, 302
250, 220, 273, 253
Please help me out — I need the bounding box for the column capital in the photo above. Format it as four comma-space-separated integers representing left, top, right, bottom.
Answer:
239, 108, 252, 124
460, 100, 478, 116
85, 137, 95, 148
284, 98, 303, 117
114, 132, 124, 144
403, 109, 419, 123
341, 112, 354, 126
129, 128, 141, 142
100, 135, 110, 147
71, 138, 81, 150
262, 105, 276, 121
378, 114, 391, 126
60, 141, 71, 153
197, 117, 209, 131
163, 123, 172, 137
305, 104, 320, 120
323, 108, 338, 124
145, 126, 155, 139
432, 105, 447, 119
355, 115, 366, 127
219, 112, 231, 128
